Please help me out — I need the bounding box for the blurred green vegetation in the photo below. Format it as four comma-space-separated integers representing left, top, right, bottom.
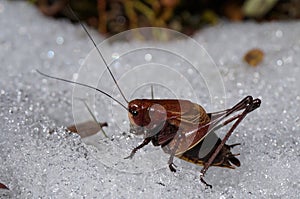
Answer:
30, 0, 300, 36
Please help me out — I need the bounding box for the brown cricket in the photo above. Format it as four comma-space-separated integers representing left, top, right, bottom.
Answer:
37, 7, 261, 188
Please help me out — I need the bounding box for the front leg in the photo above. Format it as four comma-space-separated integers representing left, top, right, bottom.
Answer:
168, 155, 177, 172
165, 132, 184, 172
124, 137, 151, 159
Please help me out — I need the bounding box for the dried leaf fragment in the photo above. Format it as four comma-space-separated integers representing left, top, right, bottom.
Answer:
67, 121, 108, 138
244, 48, 264, 66
0, 182, 9, 190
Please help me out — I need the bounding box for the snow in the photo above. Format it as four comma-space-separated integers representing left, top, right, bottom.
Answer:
0, 1, 299, 198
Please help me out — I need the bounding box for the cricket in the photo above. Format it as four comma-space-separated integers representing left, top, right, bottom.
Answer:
37, 7, 261, 188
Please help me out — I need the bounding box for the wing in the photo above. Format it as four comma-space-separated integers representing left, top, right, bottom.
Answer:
168, 102, 211, 129
154, 101, 212, 154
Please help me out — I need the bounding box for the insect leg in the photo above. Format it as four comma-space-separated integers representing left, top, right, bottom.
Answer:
200, 98, 261, 188
167, 132, 186, 172
228, 143, 241, 148
210, 112, 244, 133
200, 111, 248, 188
167, 140, 179, 172
207, 96, 255, 131
208, 96, 250, 119
124, 137, 152, 159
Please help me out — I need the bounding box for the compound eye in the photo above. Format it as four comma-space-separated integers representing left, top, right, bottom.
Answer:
130, 110, 138, 116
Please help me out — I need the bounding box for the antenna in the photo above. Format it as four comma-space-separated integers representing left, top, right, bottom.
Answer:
36, 70, 128, 111
66, 6, 129, 104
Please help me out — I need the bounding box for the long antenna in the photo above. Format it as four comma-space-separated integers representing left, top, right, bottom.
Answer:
36, 70, 128, 111
66, 6, 129, 104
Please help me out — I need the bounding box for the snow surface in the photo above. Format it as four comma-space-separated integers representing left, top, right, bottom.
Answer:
0, 1, 299, 198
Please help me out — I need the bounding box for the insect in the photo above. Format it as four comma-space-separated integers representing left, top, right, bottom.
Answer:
37, 7, 261, 188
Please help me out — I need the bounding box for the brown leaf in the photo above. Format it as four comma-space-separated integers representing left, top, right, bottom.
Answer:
0, 182, 9, 190
67, 121, 108, 138
244, 48, 264, 66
